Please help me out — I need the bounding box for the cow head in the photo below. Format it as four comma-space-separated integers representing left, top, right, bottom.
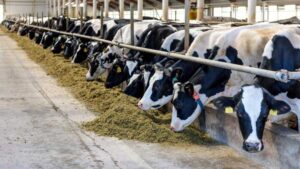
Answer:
28, 29, 35, 40
42, 32, 54, 49
124, 64, 155, 98
213, 85, 291, 153
63, 37, 79, 59
34, 31, 44, 44
51, 36, 66, 54
137, 61, 179, 110
105, 57, 139, 88
72, 43, 89, 64
86, 45, 122, 81
170, 46, 240, 132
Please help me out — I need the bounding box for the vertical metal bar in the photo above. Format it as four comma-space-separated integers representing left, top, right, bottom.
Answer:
184, 0, 190, 51
68, 0, 72, 18
130, 3, 134, 45
104, 0, 109, 18
196, 0, 204, 21
119, 0, 124, 19
62, 0, 65, 16
100, 6, 104, 38
58, 0, 61, 16
75, 0, 79, 18
42, 12, 44, 25
36, 12, 39, 25
83, 0, 87, 18
247, 0, 256, 23
80, 7, 83, 32
162, 0, 169, 21
137, 0, 143, 20
93, 0, 97, 19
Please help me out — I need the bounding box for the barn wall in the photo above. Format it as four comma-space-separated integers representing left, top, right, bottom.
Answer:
4, 0, 48, 17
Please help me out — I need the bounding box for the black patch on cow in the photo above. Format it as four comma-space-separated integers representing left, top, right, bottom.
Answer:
173, 91, 197, 120
259, 35, 300, 98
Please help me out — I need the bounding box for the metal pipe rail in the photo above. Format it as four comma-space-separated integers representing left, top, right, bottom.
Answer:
16, 22, 300, 82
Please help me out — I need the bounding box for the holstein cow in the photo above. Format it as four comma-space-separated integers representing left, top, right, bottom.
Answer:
137, 27, 216, 110
51, 20, 81, 54
213, 27, 300, 153
124, 27, 210, 98
104, 24, 177, 88
86, 20, 160, 81
72, 21, 127, 64
170, 24, 297, 152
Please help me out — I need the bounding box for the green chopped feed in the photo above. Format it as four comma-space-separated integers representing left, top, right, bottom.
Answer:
1, 27, 215, 145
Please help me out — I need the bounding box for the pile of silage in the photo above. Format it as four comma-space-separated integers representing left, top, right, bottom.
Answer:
1, 27, 215, 145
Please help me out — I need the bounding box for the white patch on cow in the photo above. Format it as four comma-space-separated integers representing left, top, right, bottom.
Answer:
127, 74, 140, 86
262, 40, 274, 59
171, 105, 201, 132
104, 20, 117, 32
138, 71, 172, 110
143, 70, 151, 87
241, 86, 263, 149
126, 60, 138, 76
161, 30, 185, 51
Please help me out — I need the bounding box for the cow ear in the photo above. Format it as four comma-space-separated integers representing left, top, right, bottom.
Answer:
212, 97, 237, 109
264, 91, 291, 115
171, 68, 183, 82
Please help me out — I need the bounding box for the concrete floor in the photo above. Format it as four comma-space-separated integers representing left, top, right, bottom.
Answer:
0, 32, 266, 169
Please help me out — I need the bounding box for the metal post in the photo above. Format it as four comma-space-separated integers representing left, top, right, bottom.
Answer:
247, 0, 256, 23
130, 3, 134, 45
100, 6, 104, 38
162, 0, 169, 21
53, 0, 57, 17
49, 0, 52, 17
75, 0, 79, 18
119, 0, 124, 19
104, 0, 109, 18
58, 0, 61, 16
36, 12, 39, 25
184, 0, 190, 51
196, 0, 204, 21
137, 0, 143, 20
262, 1, 267, 22
62, 0, 65, 16
68, 0, 72, 18
42, 12, 44, 25
83, 0, 87, 18
80, 8, 83, 32
93, 0, 97, 19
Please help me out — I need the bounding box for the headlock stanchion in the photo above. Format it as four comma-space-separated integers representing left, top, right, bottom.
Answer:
12, 21, 300, 83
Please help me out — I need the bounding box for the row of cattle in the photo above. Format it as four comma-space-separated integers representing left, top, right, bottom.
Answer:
3, 16, 300, 153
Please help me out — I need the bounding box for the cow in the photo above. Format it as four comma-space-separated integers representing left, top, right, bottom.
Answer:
51, 35, 67, 54
72, 21, 127, 64
86, 20, 160, 81
212, 27, 300, 153
137, 27, 219, 110
104, 24, 177, 88
124, 27, 210, 98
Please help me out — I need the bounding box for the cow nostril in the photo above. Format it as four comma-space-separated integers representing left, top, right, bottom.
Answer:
170, 126, 175, 131
137, 102, 143, 109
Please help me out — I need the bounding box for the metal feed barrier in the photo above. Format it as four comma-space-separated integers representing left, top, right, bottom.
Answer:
11, 22, 300, 83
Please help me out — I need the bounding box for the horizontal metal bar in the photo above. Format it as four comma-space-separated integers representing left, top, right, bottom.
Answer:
12, 22, 300, 82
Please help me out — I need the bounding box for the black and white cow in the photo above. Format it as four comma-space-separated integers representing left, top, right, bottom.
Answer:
124, 27, 209, 98
51, 35, 67, 54
170, 24, 299, 153
137, 27, 215, 110
104, 24, 177, 88
213, 27, 300, 153
85, 20, 160, 81
72, 21, 127, 64
124, 58, 176, 98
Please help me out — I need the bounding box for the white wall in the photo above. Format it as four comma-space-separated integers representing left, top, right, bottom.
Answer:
0, 5, 3, 22
4, 0, 48, 17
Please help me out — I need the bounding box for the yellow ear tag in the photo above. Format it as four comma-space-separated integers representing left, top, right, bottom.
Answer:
269, 109, 278, 116
225, 107, 234, 114
84, 48, 88, 53
116, 66, 122, 73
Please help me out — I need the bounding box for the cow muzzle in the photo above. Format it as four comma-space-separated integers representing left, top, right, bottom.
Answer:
243, 141, 263, 153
